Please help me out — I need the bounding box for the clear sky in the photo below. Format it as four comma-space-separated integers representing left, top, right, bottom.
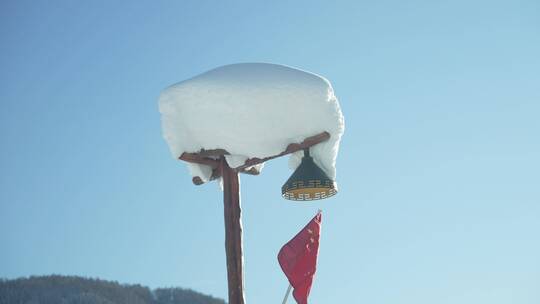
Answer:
1, 1, 539, 303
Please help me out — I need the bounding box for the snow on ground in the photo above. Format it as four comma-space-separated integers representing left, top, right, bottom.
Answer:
159, 63, 344, 183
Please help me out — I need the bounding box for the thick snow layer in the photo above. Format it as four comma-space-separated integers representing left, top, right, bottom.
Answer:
159, 63, 344, 183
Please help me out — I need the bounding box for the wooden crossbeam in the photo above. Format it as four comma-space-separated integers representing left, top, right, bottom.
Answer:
179, 131, 330, 185
234, 131, 330, 171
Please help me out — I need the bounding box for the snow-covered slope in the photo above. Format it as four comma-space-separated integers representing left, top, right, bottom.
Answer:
159, 63, 344, 183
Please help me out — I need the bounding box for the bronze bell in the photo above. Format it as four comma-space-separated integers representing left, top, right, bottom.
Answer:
281, 148, 337, 201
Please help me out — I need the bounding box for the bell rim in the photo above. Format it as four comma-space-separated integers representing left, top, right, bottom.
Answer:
281, 186, 337, 201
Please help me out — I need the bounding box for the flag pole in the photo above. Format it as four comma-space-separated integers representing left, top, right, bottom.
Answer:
281, 284, 292, 304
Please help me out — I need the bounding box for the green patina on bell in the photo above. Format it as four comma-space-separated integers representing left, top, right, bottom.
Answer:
281, 148, 337, 201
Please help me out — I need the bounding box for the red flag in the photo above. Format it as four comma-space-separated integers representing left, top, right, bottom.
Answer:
278, 211, 322, 304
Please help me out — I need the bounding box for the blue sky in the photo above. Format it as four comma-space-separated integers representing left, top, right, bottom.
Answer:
1, 1, 539, 303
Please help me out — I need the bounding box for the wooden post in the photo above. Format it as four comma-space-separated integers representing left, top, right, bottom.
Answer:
221, 157, 245, 304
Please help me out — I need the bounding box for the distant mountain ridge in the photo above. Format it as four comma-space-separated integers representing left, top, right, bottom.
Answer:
0, 275, 226, 304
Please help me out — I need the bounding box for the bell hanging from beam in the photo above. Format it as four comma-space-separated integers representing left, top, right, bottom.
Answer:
281, 148, 337, 201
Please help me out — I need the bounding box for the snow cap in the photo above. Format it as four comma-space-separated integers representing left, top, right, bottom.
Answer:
159, 63, 344, 183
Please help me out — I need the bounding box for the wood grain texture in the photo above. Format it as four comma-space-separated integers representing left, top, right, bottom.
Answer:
221, 158, 245, 304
